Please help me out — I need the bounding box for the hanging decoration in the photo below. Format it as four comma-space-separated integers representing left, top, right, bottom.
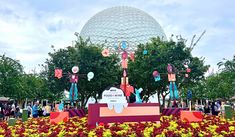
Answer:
130, 52, 135, 62
54, 69, 63, 79
143, 49, 148, 55
69, 66, 79, 106
169, 82, 179, 99
168, 74, 176, 82
121, 41, 127, 49
167, 64, 179, 100
121, 59, 128, 69
152, 70, 161, 81
122, 52, 128, 59
87, 72, 94, 81
54, 66, 93, 107
102, 49, 110, 57
186, 68, 191, 73
114, 43, 118, 50
167, 64, 173, 74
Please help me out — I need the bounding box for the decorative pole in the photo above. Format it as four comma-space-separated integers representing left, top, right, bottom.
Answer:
101, 40, 135, 102
119, 41, 135, 102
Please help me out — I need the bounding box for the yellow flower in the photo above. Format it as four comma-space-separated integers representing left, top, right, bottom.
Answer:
103, 129, 112, 137
168, 121, 178, 131
119, 123, 130, 130
144, 127, 154, 137
128, 133, 136, 137
58, 130, 66, 137
191, 123, 199, 129
116, 130, 127, 135
88, 131, 97, 137
229, 126, 235, 131
155, 132, 166, 137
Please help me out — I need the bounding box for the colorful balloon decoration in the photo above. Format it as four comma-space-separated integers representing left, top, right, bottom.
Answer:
186, 68, 191, 73
143, 49, 148, 55
69, 66, 79, 106
54, 69, 62, 79
72, 66, 79, 73
167, 64, 178, 100
130, 52, 135, 62
167, 64, 173, 73
87, 72, 94, 81
114, 43, 118, 50
122, 52, 128, 60
54, 66, 93, 107
102, 49, 110, 57
121, 41, 127, 49
152, 70, 161, 81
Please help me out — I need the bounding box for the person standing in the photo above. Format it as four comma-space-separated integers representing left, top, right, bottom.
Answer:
11, 103, 16, 118
26, 103, 32, 117
45, 104, 51, 116
211, 102, 219, 116
32, 102, 39, 118
204, 104, 210, 114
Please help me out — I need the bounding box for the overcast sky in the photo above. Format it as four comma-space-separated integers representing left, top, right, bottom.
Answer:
0, 0, 234, 73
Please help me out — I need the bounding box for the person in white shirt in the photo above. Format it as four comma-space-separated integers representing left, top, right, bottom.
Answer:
45, 104, 51, 116
26, 103, 32, 117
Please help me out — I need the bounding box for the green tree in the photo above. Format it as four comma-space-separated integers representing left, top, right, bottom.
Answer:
217, 55, 235, 72
128, 37, 209, 107
0, 55, 23, 98
201, 72, 234, 100
202, 55, 235, 100
19, 74, 51, 100
44, 37, 121, 108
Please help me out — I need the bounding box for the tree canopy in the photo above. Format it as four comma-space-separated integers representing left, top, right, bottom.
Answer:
128, 37, 209, 106
0, 55, 23, 98
44, 37, 121, 107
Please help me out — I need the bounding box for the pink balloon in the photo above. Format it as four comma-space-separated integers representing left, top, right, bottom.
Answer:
122, 52, 128, 59
152, 71, 159, 77
186, 68, 191, 73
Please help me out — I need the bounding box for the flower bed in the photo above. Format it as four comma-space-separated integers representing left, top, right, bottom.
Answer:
0, 115, 235, 137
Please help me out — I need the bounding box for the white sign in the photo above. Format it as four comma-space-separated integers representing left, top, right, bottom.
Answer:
99, 87, 128, 113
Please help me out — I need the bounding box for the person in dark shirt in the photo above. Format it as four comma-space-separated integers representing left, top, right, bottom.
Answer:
204, 104, 210, 114
211, 102, 218, 116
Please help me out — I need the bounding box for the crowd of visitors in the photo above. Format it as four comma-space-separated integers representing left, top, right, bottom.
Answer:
0, 100, 78, 121
201, 101, 233, 116
0, 101, 54, 120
